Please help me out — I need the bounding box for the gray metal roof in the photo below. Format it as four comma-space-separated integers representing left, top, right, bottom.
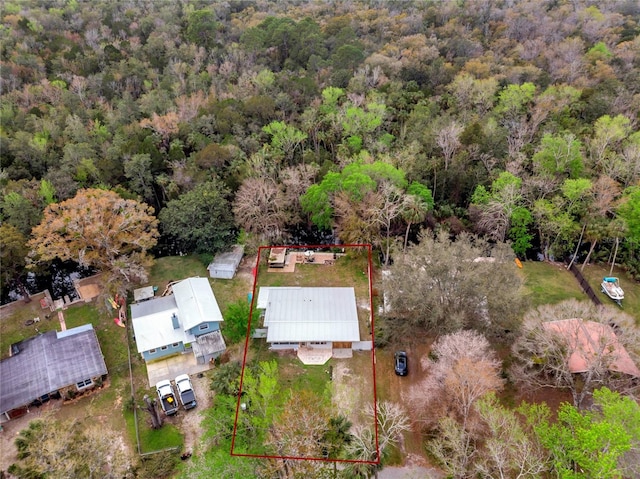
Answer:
262, 287, 360, 343
130, 278, 223, 353
208, 245, 244, 271
192, 330, 227, 358
0, 324, 108, 414
131, 294, 177, 318
173, 277, 224, 331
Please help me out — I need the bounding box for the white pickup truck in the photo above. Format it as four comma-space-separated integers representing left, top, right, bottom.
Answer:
156, 380, 179, 415
175, 374, 197, 410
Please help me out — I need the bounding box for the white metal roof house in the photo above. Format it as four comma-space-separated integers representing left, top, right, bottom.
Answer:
257, 287, 362, 363
131, 277, 226, 365
0, 324, 108, 421
208, 245, 245, 279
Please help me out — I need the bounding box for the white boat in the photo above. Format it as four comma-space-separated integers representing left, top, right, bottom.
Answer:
601, 277, 624, 305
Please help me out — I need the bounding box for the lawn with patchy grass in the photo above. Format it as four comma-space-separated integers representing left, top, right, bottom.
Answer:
256, 250, 370, 298
147, 255, 253, 316
0, 297, 58, 359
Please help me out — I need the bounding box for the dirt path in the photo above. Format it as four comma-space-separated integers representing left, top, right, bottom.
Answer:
0, 403, 58, 471
331, 353, 376, 429
176, 373, 212, 455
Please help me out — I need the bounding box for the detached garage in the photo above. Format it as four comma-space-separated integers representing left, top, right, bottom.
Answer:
208, 245, 244, 279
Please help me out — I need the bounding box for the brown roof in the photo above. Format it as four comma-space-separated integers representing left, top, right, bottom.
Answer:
543, 318, 640, 377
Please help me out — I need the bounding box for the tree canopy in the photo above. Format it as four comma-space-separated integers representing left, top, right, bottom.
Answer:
27, 188, 158, 287
158, 180, 235, 255
382, 230, 526, 338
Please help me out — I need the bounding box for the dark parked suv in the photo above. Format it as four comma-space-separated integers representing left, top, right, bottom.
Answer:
394, 351, 408, 376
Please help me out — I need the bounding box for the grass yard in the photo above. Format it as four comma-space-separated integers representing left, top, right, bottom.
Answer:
256, 250, 370, 301
148, 255, 254, 316
520, 261, 585, 307
124, 409, 184, 454
518, 260, 640, 323
146, 255, 208, 294
581, 263, 640, 323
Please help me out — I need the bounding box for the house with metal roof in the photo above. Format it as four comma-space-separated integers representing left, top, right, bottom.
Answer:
131, 277, 226, 364
257, 287, 361, 363
0, 324, 108, 421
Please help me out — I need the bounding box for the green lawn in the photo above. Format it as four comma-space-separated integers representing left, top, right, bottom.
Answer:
148, 255, 251, 316
146, 255, 209, 294
518, 260, 640, 323
256, 250, 370, 301
581, 263, 640, 324
520, 261, 585, 307
124, 409, 184, 454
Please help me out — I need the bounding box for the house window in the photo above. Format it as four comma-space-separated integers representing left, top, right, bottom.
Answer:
199, 324, 209, 331
149, 348, 157, 354
161, 346, 168, 351
311, 342, 327, 345
76, 379, 92, 390
172, 343, 179, 348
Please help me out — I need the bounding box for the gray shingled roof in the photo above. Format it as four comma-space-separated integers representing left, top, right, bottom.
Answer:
0, 324, 108, 414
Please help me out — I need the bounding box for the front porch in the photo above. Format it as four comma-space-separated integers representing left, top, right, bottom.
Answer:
297, 345, 333, 365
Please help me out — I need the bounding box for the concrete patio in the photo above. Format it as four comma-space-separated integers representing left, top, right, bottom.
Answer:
297, 346, 332, 365
145, 353, 212, 387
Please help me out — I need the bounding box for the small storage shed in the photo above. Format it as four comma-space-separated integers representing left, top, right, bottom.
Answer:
208, 245, 245, 279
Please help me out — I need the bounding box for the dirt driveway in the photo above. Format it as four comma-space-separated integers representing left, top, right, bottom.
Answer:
331, 352, 376, 429
175, 372, 212, 455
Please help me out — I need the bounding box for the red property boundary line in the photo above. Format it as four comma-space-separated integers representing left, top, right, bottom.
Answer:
230, 243, 380, 465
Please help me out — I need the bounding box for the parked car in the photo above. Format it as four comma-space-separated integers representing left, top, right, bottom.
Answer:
156, 380, 179, 415
175, 374, 197, 410
394, 351, 408, 376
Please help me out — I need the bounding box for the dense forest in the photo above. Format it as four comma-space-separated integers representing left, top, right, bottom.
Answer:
2, 2, 640, 478
1, 0, 639, 290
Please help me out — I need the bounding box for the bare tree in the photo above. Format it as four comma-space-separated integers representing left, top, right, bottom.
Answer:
427, 416, 475, 479
233, 177, 290, 244
474, 395, 549, 479
510, 299, 640, 408
334, 190, 381, 246
263, 390, 331, 478
368, 182, 405, 266
406, 330, 504, 433
476, 200, 511, 242
435, 121, 463, 171
345, 401, 410, 479
280, 164, 319, 225
428, 393, 549, 479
